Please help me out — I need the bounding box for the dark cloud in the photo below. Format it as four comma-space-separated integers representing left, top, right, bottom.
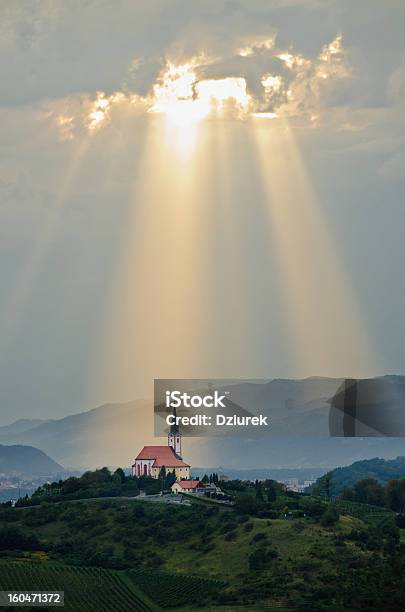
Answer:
1, 0, 403, 110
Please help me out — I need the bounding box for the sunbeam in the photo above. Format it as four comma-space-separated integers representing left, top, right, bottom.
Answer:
0, 136, 92, 356
252, 117, 379, 378
90, 114, 218, 404
90, 111, 380, 408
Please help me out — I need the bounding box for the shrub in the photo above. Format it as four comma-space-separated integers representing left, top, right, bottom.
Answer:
234, 494, 260, 515
0, 527, 42, 551
224, 530, 237, 541
248, 545, 277, 570
320, 506, 339, 527
252, 532, 267, 543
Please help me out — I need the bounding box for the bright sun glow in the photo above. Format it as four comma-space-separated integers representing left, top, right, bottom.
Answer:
277, 52, 305, 69
150, 62, 251, 129
261, 74, 282, 93
87, 92, 126, 131
88, 94, 111, 130
196, 77, 249, 109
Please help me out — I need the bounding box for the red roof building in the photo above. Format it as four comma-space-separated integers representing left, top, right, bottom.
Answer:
171, 479, 213, 494
132, 413, 190, 480
132, 445, 190, 479
172, 479, 201, 490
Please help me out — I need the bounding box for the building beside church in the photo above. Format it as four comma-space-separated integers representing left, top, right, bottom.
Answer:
171, 479, 201, 494
171, 479, 222, 496
132, 409, 190, 479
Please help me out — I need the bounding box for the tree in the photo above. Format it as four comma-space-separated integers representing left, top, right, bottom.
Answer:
255, 480, 264, 502
0, 527, 42, 551
265, 484, 277, 503
234, 494, 260, 515
201, 474, 209, 484
300, 497, 326, 518
353, 479, 385, 506
323, 474, 332, 498
340, 478, 386, 506
248, 546, 277, 570
166, 471, 176, 488
311, 473, 332, 498
61, 477, 81, 495
386, 478, 405, 512
113, 468, 126, 484
320, 506, 339, 527
159, 466, 167, 491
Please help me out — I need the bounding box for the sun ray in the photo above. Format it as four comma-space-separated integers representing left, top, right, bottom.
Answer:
0, 136, 93, 357
90, 114, 217, 404
252, 117, 379, 378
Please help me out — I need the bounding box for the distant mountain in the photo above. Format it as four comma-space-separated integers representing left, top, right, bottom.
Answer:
2, 377, 405, 471
313, 456, 405, 496
188, 377, 405, 468
0, 419, 51, 436
0, 400, 153, 469
217, 377, 344, 436
156, 377, 346, 438
199, 436, 405, 470
0, 444, 63, 477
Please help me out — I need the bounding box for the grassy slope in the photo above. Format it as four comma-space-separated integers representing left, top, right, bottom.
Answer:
17, 503, 361, 578
0, 499, 377, 608
141, 511, 367, 581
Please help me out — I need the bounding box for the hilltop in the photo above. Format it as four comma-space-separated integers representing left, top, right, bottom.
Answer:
0, 444, 63, 477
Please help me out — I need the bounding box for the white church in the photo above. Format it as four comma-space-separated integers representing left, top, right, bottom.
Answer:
132, 411, 190, 480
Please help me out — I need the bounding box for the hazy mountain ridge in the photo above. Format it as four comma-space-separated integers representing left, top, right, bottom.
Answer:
0, 419, 52, 436
0, 400, 153, 469
218, 377, 344, 435
2, 377, 405, 470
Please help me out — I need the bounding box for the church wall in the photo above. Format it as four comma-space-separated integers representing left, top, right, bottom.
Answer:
132, 461, 190, 480
150, 466, 190, 479
132, 459, 154, 477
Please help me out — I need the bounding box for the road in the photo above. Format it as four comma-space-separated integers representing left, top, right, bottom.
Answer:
12, 493, 192, 509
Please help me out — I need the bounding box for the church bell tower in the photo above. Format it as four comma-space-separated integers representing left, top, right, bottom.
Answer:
168, 406, 182, 458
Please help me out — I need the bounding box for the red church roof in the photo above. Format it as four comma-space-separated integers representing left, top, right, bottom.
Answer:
135, 445, 190, 468
174, 480, 201, 490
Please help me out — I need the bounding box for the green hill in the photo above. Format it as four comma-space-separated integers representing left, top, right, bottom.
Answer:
312, 456, 405, 497
0, 493, 404, 610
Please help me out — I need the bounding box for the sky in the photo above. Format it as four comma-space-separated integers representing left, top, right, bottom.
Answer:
1, 0, 405, 424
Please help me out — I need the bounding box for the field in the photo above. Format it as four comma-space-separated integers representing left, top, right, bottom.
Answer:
0, 562, 157, 612
128, 568, 226, 609
331, 499, 394, 524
